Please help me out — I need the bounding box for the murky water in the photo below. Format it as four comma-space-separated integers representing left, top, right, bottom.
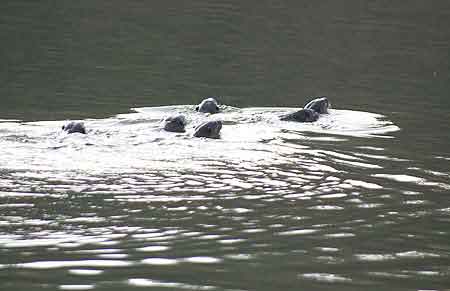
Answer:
1, 1, 450, 291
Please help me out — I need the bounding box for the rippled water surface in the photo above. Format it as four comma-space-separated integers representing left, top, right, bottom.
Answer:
1, 106, 449, 291
1, 1, 450, 291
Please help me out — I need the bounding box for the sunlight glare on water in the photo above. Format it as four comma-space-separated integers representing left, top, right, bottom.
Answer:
1, 105, 449, 291
0, 105, 399, 178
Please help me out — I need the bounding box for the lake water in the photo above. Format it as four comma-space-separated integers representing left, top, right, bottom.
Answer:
1, 1, 449, 290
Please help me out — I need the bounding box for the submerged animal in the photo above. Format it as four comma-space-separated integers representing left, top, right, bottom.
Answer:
193, 120, 222, 139
163, 114, 187, 133
280, 96, 331, 122
196, 97, 220, 114
304, 96, 330, 114
62, 121, 86, 134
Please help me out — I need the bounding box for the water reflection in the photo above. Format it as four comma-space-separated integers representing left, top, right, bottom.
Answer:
0, 105, 400, 193
128, 278, 216, 290
0, 106, 449, 290
16, 260, 133, 269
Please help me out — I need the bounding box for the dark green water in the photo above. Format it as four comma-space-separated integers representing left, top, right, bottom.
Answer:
1, 1, 450, 291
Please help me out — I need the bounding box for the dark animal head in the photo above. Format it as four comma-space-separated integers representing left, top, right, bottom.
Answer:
196, 97, 220, 114
280, 109, 319, 122
193, 120, 222, 138
163, 115, 187, 132
304, 96, 330, 114
62, 122, 86, 134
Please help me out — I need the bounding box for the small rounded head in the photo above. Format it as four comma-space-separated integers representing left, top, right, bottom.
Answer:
62, 121, 86, 134
304, 96, 330, 114
195, 97, 220, 114
279, 109, 319, 122
163, 115, 187, 132
193, 120, 222, 139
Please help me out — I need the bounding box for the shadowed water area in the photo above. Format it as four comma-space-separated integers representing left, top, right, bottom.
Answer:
1, 1, 450, 291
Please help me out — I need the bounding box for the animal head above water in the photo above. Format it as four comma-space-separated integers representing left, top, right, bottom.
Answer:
163, 114, 187, 133
193, 120, 222, 139
195, 97, 220, 114
304, 96, 330, 114
62, 121, 86, 134
279, 109, 319, 122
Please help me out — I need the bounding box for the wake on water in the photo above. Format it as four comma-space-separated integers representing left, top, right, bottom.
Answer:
0, 105, 400, 194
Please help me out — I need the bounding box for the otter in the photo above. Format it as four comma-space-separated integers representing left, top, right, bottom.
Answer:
304, 96, 330, 114
280, 96, 330, 122
193, 120, 222, 139
279, 109, 319, 122
196, 97, 220, 114
62, 121, 86, 134
163, 115, 187, 133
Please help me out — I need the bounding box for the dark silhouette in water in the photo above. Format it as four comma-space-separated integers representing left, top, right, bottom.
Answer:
304, 96, 330, 114
193, 120, 222, 139
280, 108, 319, 122
62, 122, 86, 134
163, 115, 187, 132
196, 97, 220, 114
280, 96, 330, 122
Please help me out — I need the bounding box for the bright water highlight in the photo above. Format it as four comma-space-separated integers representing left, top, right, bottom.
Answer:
1, 106, 449, 291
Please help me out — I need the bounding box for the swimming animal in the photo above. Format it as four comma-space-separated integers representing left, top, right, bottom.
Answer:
304, 96, 330, 114
163, 115, 187, 133
279, 109, 319, 122
193, 120, 222, 139
62, 122, 86, 134
280, 96, 331, 122
196, 97, 220, 114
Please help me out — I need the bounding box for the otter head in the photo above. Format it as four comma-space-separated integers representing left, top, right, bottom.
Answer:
193, 120, 222, 139
304, 96, 330, 114
62, 121, 86, 134
279, 109, 319, 122
163, 115, 187, 133
195, 97, 220, 114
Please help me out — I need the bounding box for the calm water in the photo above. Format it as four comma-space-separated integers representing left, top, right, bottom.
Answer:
1, 1, 450, 291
